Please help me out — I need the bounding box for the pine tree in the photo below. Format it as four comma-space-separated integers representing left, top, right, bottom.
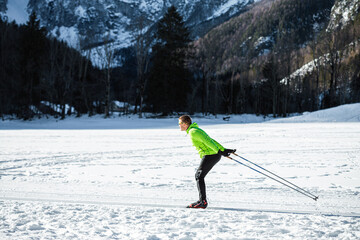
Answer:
146, 6, 191, 114
19, 11, 47, 119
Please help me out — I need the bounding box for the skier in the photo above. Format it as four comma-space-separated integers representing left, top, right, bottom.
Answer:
178, 115, 235, 209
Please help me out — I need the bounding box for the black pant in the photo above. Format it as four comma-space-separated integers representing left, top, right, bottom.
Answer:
195, 152, 221, 201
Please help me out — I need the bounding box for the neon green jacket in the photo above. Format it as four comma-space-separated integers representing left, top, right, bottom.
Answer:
187, 122, 225, 158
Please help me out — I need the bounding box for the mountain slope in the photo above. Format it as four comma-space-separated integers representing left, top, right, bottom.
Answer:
194, 0, 336, 74
186, 0, 360, 116
2, 0, 260, 52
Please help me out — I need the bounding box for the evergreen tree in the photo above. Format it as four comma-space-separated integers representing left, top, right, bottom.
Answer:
19, 11, 47, 119
146, 5, 191, 114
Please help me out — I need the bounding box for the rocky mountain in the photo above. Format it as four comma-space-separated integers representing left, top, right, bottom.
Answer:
3, 0, 261, 58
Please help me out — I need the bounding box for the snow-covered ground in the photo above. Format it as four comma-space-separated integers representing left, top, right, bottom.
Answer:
1, 104, 360, 239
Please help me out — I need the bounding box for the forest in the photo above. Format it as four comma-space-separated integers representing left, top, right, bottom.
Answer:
188, 0, 360, 116
0, 0, 359, 120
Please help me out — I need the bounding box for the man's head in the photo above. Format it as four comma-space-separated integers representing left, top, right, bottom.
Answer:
178, 115, 192, 131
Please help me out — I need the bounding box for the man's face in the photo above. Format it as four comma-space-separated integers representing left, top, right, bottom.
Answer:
178, 120, 188, 131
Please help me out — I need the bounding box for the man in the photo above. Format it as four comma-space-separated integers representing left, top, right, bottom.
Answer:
179, 115, 235, 209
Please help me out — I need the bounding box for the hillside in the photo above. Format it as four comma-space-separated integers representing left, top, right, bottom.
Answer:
190, 0, 360, 116
194, 0, 335, 74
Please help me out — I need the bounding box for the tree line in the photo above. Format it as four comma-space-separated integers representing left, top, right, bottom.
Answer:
1, 4, 359, 120
0, 12, 110, 119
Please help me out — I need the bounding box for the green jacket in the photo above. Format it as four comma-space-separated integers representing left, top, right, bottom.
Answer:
187, 122, 225, 158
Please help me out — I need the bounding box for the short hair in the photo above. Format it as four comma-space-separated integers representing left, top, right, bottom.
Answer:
179, 115, 192, 125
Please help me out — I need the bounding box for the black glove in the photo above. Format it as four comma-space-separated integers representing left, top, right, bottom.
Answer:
221, 149, 236, 157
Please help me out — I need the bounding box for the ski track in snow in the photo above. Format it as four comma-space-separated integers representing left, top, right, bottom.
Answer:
1, 105, 360, 239
1, 200, 360, 240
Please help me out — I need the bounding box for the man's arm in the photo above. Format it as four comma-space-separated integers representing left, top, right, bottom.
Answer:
191, 129, 221, 153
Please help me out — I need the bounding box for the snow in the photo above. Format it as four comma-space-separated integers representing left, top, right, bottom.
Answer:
270, 103, 360, 123
281, 38, 360, 85
5, 0, 29, 24
280, 56, 320, 84
327, 0, 360, 31
139, 0, 162, 14
40, 101, 76, 115
1, 104, 360, 239
254, 36, 271, 50
50, 26, 80, 49
74, 5, 87, 20
210, 0, 262, 20
211, 0, 245, 19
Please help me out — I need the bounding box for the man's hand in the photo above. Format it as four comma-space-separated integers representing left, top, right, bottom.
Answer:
221, 149, 236, 157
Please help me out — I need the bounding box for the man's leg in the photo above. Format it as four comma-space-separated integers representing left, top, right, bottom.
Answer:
195, 153, 221, 201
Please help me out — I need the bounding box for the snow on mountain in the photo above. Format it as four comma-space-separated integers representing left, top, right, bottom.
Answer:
3, 0, 29, 24
209, 0, 258, 20
50, 26, 79, 49
280, 53, 327, 85
327, 0, 360, 31
280, 43, 354, 86
281, 0, 360, 86
1, 0, 256, 65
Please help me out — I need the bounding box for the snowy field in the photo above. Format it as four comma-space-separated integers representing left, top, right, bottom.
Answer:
1, 104, 360, 239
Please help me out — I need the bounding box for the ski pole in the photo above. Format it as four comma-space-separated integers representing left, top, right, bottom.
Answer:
226, 156, 318, 201
232, 153, 319, 201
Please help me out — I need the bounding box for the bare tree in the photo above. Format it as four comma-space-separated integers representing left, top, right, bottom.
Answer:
96, 33, 115, 118
76, 37, 92, 116
321, 31, 344, 107
262, 56, 280, 117
196, 36, 218, 115
45, 38, 62, 115
80, 48, 92, 116
78, 22, 100, 116
309, 37, 322, 110
132, 15, 151, 118
54, 45, 71, 119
